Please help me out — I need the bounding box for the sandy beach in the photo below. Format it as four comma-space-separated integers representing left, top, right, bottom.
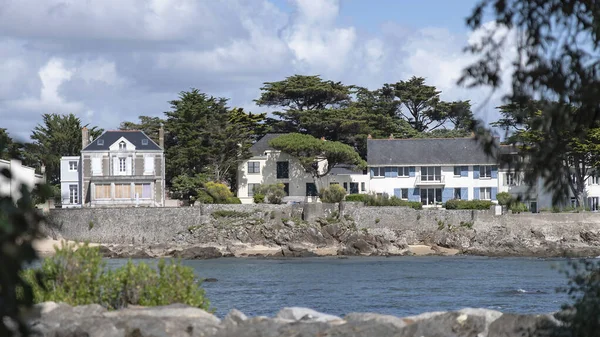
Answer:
33, 237, 99, 257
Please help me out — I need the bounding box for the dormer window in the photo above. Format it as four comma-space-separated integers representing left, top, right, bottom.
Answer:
97, 139, 104, 145
141, 139, 148, 145
119, 141, 126, 150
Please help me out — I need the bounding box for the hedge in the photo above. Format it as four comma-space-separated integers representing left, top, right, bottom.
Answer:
444, 199, 493, 210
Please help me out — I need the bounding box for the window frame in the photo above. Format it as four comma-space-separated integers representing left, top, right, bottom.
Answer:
479, 165, 492, 178
68, 161, 78, 172
119, 157, 127, 173
454, 188, 462, 200
480, 187, 492, 200
401, 188, 408, 200
247, 161, 261, 174
421, 166, 441, 181
69, 184, 78, 204
141, 139, 149, 145
276, 161, 289, 179
247, 183, 260, 197
398, 167, 410, 177
372, 167, 384, 177
119, 141, 126, 150
453, 166, 461, 176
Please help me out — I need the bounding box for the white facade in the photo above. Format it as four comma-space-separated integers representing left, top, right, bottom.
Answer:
368, 165, 499, 205
0, 159, 45, 201
237, 151, 368, 204
60, 156, 82, 208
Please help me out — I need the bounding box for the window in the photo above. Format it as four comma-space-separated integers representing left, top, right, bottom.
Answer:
248, 183, 260, 197
343, 182, 348, 191
283, 183, 289, 196
134, 183, 152, 199
69, 185, 78, 204
589, 175, 600, 185
420, 188, 442, 205
97, 139, 104, 145
454, 188, 462, 200
453, 166, 461, 176
479, 166, 492, 178
421, 167, 441, 181
115, 184, 131, 199
401, 188, 408, 199
505, 173, 516, 186
69, 161, 78, 171
119, 158, 126, 173
372, 167, 384, 177
306, 183, 318, 197
330, 182, 339, 186
119, 141, 126, 150
276, 161, 289, 179
94, 184, 110, 200
398, 167, 410, 177
247, 161, 260, 174
480, 187, 491, 200
349, 182, 359, 194
141, 139, 148, 145
361, 182, 366, 192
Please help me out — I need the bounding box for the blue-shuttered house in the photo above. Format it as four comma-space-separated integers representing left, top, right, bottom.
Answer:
367, 137, 500, 206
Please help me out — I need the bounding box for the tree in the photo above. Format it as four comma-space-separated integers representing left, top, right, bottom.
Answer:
119, 116, 164, 144
268, 133, 366, 187
164, 89, 265, 189
388, 76, 448, 132
0, 129, 25, 162
445, 100, 475, 131
30, 114, 103, 185
460, 0, 600, 204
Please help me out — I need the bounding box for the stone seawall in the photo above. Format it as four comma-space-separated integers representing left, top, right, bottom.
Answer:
45, 203, 600, 257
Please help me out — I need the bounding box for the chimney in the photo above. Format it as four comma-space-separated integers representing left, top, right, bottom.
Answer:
159, 125, 165, 149
367, 134, 372, 139
82, 127, 89, 149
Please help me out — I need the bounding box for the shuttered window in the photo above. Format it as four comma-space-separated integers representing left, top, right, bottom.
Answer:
94, 184, 110, 199
115, 184, 131, 199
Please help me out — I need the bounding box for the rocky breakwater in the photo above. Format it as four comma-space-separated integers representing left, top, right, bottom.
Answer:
100, 211, 415, 259
25, 302, 559, 337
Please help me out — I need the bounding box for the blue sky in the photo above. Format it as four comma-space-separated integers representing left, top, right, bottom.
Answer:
0, 0, 509, 140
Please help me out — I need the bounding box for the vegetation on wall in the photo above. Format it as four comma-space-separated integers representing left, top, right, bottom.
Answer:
319, 184, 347, 203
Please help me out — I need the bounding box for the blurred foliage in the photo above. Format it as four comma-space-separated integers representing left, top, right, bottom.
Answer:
320, 184, 347, 203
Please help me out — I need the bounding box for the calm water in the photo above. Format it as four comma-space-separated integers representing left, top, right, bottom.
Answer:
106, 256, 573, 318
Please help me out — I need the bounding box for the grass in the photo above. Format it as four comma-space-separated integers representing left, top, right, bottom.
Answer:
212, 210, 252, 218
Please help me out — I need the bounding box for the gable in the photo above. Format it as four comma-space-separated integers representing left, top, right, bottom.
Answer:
108, 137, 136, 151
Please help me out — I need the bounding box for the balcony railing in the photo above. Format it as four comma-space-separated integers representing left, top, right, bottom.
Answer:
415, 174, 445, 185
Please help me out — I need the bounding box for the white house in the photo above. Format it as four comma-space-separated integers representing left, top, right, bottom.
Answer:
59, 156, 82, 208
236, 134, 368, 204
0, 159, 45, 201
367, 137, 499, 206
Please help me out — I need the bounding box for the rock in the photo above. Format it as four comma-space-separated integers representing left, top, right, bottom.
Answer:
276, 307, 343, 323
204, 278, 218, 282
345, 312, 410, 328
173, 246, 223, 259
103, 303, 221, 324
222, 309, 248, 326
282, 245, 318, 257
98, 245, 116, 257
488, 313, 557, 337
283, 220, 295, 227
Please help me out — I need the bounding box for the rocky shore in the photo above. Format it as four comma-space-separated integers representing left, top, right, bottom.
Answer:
23, 301, 559, 337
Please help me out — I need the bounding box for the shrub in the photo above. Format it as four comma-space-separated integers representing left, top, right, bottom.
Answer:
509, 202, 528, 213
345, 194, 368, 202
496, 192, 512, 206
445, 199, 493, 210
22, 242, 211, 311
224, 197, 241, 204
363, 194, 422, 210
253, 193, 265, 204
205, 182, 235, 204
320, 184, 347, 203
256, 183, 286, 204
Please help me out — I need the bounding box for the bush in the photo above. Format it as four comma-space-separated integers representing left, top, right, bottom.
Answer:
509, 202, 528, 213
363, 194, 422, 210
496, 192, 512, 206
22, 242, 211, 311
320, 184, 347, 203
345, 194, 368, 202
205, 182, 235, 204
445, 199, 493, 210
253, 193, 265, 204
224, 197, 241, 204
256, 183, 286, 204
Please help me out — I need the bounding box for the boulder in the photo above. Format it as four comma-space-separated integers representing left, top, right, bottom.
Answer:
222, 309, 248, 327
275, 307, 343, 323
173, 246, 223, 259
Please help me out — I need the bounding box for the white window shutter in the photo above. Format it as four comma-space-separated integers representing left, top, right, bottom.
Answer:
144, 156, 154, 175
92, 157, 102, 176
126, 157, 132, 175
113, 156, 119, 175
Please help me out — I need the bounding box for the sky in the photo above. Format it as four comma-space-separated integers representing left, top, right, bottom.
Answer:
0, 0, 513, 141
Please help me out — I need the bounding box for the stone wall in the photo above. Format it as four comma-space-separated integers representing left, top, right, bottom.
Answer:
46, 203, 600, 246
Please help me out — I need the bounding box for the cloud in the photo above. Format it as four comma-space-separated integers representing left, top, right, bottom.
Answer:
0, 0, 512, 141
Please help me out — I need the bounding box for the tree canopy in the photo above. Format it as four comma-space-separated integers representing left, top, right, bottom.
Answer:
119, 116, 164, 144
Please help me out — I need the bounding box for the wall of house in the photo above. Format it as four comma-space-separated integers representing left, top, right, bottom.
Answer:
0, 159, 43, 201
368, 165, 499, 204
60, 156, 81, 208
324, 173, 370, 195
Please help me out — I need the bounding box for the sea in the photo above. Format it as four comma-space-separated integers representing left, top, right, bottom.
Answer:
106, 256, 575, 318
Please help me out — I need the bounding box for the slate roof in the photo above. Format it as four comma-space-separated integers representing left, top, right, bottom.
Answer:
330, 164, 364, 175
367, 137, 496, 166
249, 133, 286, 156
83, 130, 162, 151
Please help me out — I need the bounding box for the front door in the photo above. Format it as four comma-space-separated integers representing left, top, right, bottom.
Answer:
529, 201, 537, 213
349, 182, 359, 194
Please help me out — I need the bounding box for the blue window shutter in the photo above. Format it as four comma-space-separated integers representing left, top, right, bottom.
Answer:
370, 168, 374, 177
409, 188, 420, 202
491, 166, 498, 179
461, 187, 468, 200
461, 166, 468, 177
442, 188, 454, 202
491, 187, 498, 200
394, 188, 401, 198
409, 167, 416, 177
384, 167, 390, 178
390, 167, 398, 178
473, 166, 480, 179
474, 187, 480, 200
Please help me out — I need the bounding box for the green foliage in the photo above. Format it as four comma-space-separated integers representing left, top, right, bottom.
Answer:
496, 192, 512, 206
345, 194, 368, 202
444, 199, 493, 210
437, 219, 446, 230
204, 182, 235, 204
1, 165, 52, 336
170, 173, 209, 203
375, 218, 380, 224
459, 221, 474, 229
212, 210, 251, 218
253, 193, 265, 204
509, 202, 529, 213
255, 183, 286, 204
119, 116, 164, 144
363, 194, 422, 210
88, 221, 94, 230
22, 243, 210, 311
320, 184, 347, 203
269, 133, 366, 179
